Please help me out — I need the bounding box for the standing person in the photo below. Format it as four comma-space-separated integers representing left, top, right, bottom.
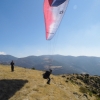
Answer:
10, 60, 14, 72
43, 69, 52, 84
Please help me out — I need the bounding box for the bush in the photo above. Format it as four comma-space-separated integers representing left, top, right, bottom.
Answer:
79, 87, 88, 94
31, 67, 35, 70
96, 97, 100, 100
89, 92, 92, 97
83, 78, 89, 84
92, 89, 98, 94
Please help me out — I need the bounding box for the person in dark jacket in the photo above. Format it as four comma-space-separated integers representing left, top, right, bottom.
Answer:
10, 60, 14, 72
43, 69, 52, 84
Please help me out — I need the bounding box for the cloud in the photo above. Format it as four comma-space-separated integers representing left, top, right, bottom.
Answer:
0, 52, 6, 55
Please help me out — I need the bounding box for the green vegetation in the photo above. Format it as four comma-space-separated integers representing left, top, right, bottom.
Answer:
79, 87, 88, 94
89, 91, 92, 97
31, 67, 35, 70
96, 97, 100, 100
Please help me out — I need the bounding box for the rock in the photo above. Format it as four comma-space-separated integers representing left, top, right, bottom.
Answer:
73, 92, 81, 98
83, 93, 88, 99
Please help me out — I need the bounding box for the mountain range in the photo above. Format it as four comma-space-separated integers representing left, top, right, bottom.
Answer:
0, 55, 100, 75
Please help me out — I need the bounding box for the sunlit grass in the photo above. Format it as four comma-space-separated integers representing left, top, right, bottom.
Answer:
0, 64, 97, 100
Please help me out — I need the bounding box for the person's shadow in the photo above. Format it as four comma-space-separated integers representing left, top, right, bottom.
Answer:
0, 79, 28, 100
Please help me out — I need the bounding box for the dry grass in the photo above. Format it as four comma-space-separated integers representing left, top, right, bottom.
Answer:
0, 65, 96, 100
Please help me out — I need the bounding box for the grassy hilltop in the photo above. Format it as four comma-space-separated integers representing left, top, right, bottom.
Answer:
0, 65, 100, 100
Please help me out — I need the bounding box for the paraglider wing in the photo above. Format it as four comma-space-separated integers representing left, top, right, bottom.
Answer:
44, 0, 69, 40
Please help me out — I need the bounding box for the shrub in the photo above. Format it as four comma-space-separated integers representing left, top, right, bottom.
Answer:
62, 75, 66, 78
32, 67, 35, 70
96, 97, 100, 100
92, 89, 98, 94
79, 87, 88, 94
83, 78, 89, 84
89, 92, 92, 97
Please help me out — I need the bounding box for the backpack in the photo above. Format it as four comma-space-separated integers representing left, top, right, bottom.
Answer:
43, 71, 50, 79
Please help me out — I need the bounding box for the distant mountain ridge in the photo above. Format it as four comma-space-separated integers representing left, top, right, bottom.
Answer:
0, 55, 100, 75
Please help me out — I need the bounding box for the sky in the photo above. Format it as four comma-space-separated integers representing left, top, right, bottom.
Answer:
0, 0, 100, 57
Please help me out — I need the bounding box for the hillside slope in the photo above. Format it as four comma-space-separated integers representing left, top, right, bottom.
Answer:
0, 65, 97, 100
